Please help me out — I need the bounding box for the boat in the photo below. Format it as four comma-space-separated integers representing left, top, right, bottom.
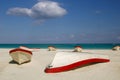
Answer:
19, 46, 40, 52
9, 48, 33, 65
45, 52, 110, 73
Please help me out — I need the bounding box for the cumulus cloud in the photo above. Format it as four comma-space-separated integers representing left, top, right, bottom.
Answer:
7, 8, 32, 16
7, 1, 67, 23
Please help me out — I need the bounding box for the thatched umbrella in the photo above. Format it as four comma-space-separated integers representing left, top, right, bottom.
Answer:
73, 46, 82, 52
48, 46, 56, 51
112, 46, 120, 51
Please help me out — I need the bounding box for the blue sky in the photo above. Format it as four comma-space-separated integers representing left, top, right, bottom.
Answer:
0, 0, 120, 44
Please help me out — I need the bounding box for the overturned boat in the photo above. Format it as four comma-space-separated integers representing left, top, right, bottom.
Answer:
48, 46, 56, 51
9, 48, 33, 65
45, 52, 110, 73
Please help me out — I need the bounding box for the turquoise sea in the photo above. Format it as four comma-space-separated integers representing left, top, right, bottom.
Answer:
0, 44, 120, 49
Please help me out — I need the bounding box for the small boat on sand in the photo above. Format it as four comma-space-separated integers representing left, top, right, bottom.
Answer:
45, 52, 110, 73
19, 46, 40, 52
9, 48, 33, 65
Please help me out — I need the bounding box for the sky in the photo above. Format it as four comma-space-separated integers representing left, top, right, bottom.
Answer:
0, 0, 120, 44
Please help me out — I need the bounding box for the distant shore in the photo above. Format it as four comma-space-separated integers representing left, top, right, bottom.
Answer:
0, 48, 120, 80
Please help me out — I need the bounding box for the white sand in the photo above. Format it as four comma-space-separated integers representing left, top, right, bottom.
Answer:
0, 48, 120, 80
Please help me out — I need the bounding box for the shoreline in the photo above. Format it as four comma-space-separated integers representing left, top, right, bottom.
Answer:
0, 48, 120, 80
0, 43, 118, 50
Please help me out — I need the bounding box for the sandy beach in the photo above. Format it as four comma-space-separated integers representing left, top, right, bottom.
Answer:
0, 48, 120, 80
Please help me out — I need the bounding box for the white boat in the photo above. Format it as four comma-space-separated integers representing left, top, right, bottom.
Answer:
9, 48, 33, 65
19, 46, 40, 52
45, 52, 110, 73
73, 46, 82, 52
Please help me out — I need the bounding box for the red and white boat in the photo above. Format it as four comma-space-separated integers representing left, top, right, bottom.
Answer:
19, 46, 40, 52
9, 48, 33, 65
45, 52, 110, 73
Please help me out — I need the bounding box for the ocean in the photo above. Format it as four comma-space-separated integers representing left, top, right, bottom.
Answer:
0, 44, 119, 49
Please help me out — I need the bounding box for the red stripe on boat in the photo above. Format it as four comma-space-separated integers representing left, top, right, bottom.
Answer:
45, 58, 110, 73
9, 48, 32, 55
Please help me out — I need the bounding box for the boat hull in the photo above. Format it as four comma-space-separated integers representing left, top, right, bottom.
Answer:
45, 52, 110, 73
45, 58, 109, 73
9, 48, 32, 64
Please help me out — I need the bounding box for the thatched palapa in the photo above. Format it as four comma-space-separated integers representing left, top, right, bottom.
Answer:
73, 46, 82, 52
48, 46, 56, 51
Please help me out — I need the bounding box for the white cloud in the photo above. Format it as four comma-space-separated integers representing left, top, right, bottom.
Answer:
7, 1, 67, 23
7, 8, 32, 16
